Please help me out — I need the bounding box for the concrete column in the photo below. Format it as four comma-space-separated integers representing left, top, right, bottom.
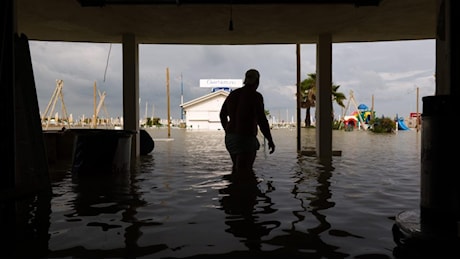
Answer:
393, 0, 459, 244
1, 0, 15, 191
419, 0, 459, 234
451, 0, 460, 98
315, 34, 333, 159
296, 43, 301, 151
435, 0, 458, 97
122, 33, 140, 159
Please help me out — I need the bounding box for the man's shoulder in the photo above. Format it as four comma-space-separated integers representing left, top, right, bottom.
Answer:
228, 88, 242, 96
255, 91, 264, 98
231, 87, 243, 93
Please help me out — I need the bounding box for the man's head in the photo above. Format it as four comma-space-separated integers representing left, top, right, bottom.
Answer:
243, 69, 260, 87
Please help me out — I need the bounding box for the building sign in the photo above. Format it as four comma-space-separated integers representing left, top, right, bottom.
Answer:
200, 79, 242, 88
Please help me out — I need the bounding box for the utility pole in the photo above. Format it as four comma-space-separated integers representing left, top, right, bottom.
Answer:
166, 67, 171, 138
416, 86, 420, 132
92, 81, 97, 128
180, 73, 184, 121
145, 101, 148, 123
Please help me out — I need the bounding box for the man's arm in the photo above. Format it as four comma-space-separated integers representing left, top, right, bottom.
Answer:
256, 94, 275, 153
219, 101, 228, 130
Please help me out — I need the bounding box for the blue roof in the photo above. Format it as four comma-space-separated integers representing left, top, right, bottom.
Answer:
212, 87, 232, 92
358, 104, 369, 110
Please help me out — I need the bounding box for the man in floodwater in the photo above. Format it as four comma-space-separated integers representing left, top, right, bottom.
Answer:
219, 69, 275, 182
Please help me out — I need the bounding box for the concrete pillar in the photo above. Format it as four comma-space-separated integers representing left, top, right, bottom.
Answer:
315, 34, 333, 159
435, 0, 459, 97
1, 0, 15, 192
419, 0, 459, 235
394, 0, 459, 244
420, 95, 457, 235
122, 33, 140, 159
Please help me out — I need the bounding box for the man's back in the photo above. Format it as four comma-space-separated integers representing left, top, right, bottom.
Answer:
221, 87, 261, 136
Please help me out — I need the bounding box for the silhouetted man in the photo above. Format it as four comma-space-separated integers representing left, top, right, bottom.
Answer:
220, 69, 275, 182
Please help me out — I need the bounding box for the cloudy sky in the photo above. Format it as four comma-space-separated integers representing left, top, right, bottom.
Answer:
29, 39, 435, 123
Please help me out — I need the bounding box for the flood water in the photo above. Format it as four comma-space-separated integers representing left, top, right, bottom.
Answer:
3, 127, 458, 258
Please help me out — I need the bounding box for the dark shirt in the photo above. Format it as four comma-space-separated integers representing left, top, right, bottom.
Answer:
220, 86, 273, 143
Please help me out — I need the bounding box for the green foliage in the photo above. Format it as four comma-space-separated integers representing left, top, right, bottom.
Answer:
333, 119, 342, 130
370, 116, 396, 133
145, 117, 162, 127
300, 73, 346, 127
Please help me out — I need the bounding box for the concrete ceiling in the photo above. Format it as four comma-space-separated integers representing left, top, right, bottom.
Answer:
16, 0, 436, 45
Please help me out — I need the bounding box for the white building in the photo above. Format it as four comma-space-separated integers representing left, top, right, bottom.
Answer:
180, 89, 230, 130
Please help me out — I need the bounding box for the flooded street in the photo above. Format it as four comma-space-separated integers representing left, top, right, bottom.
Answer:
6, 127, 457, 258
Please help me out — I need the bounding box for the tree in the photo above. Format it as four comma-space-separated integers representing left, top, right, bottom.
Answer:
300, 73, 346, 127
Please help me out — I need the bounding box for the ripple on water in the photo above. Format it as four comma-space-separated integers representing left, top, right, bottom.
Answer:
39, 128, 431, 258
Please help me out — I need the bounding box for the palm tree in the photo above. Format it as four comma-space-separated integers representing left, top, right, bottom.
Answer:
300, 73, 346, 127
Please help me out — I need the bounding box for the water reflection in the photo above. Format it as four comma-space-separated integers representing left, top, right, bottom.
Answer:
260, 156, 349, 258
47, 156, 168, 258
5, 128, 456, 258
219, 171, 280, 251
